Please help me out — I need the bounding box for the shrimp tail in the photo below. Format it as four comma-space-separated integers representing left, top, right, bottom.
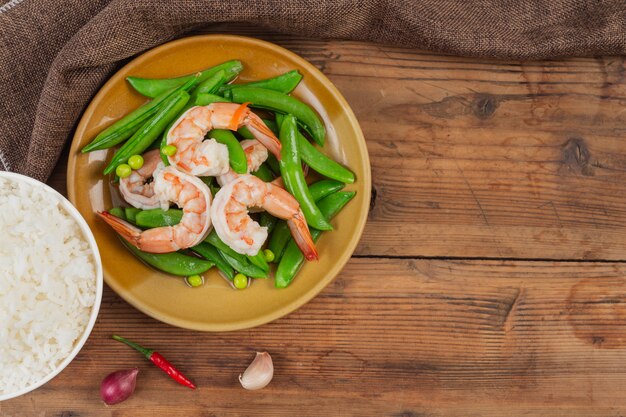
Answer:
287, 211, 319, 261
245, 113, 282, 160
97, 211, 142, 248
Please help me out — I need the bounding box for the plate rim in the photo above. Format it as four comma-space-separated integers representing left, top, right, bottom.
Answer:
67, 34, 371, 331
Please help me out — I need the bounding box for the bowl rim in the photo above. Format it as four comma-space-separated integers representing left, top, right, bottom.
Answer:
67, 34, 371, 331
0, 172, 103, 401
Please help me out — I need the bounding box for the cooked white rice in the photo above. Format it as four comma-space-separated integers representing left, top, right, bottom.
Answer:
0, 176, 97, 395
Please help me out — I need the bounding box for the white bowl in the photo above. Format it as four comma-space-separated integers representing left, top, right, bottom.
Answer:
0, 172, 103, 402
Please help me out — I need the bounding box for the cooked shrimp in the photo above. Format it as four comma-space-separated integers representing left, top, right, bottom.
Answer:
118, 149, 162, 210
166, 103, 281, 176
211, 174, 318, 260
98, 166, 212, 253
216, 139, 269, 186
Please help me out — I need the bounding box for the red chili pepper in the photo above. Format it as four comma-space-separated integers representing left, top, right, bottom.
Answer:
112, 335, 196, 389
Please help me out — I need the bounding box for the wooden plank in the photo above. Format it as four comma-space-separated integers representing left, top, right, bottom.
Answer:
3, 258, 626, 416
326, 44, 626, 260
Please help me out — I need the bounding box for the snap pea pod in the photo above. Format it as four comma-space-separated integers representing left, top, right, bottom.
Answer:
275, 191, 356, 288
127, 60, 243, 98
194, 93, 231, 106
251, 163, 275, 182
299, 136, 355, 183
260, 212, 277, 234
124, 207, 141, 223
267, 222, 290, 263
120, 240, 214, 276
217, 249, 267, 278
267, 179, 345, 262
275, 113, 354, 183
266, 153, 280, 175
135, 208, 183, 228
247, 249, 270, 273
191, 242, 235, 280
109, 207, 126, 220
208, 130, 247, 174
308, 179, 347, 200
189, 70, 226, 102
204, 231, 268, 278
175, 70, 226, 117
230, 86, 325, 146
279, 115, 332, 230
82, 81, 192, 153
237, 126, 254, 139
219, 70, 302, 95
263, 119, 279, 135
104, 90, 190, 175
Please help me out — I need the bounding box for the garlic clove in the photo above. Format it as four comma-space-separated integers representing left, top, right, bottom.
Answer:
239, 351, 273, 390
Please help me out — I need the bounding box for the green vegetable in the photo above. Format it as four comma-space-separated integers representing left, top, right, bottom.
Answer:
120, 240, 214, 276
219, 70, 302, 95
275, 191, 355, 288
278, 114, 332, 230
267, 221, 291, 263
104, 89, 190, 175
81, 82, 192, 153
264, 119, 279, 134
190, 242, 235, 280
276, 114, 354, 183
237, 126, 254, 139
251, 163, 274, 182
259, 212, 277, 234
208, 130, 247, 174
209, 182, 221, 197
248, 250, 270, 273
124, 207, 140, 223
230, 86, 325, 146
266, 153, 280, 175
307, 180, 347, 201
186, 275, 204, 287
108, 207, 126, 220
115, 164, 132, 178
263, 249, 275, 263
161, 145, 177, 156
194, 93, 231, 106
189, 70, 226, 104
299, 136, 355, 183
127, 60, 243, 98
128, 155, 144, 170
233, 273, 248, 289
267, 179, 344, 262
204, 231, 268, 278
135, 208, 183, 228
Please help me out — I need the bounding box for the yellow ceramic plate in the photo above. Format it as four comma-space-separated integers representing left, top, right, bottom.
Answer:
67, 35, 370, 331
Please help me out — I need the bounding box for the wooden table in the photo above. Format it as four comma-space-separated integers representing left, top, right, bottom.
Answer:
3, 27, 626, 416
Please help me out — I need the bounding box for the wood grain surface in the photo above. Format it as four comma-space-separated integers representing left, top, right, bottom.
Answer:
3, 26, 626, 416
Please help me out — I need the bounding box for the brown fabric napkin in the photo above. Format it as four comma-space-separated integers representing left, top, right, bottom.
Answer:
1, 0, 625, 181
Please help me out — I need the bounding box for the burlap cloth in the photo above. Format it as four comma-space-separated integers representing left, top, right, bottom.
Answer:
1, 0, 625, 181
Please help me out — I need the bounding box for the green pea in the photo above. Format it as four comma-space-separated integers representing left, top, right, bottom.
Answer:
263, 249, 275, 263
128, 154, 144, 170
115, 163, 132, 178
233, 273, 248, 289
162, 145, 177, 156
185, 274, 204, 287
